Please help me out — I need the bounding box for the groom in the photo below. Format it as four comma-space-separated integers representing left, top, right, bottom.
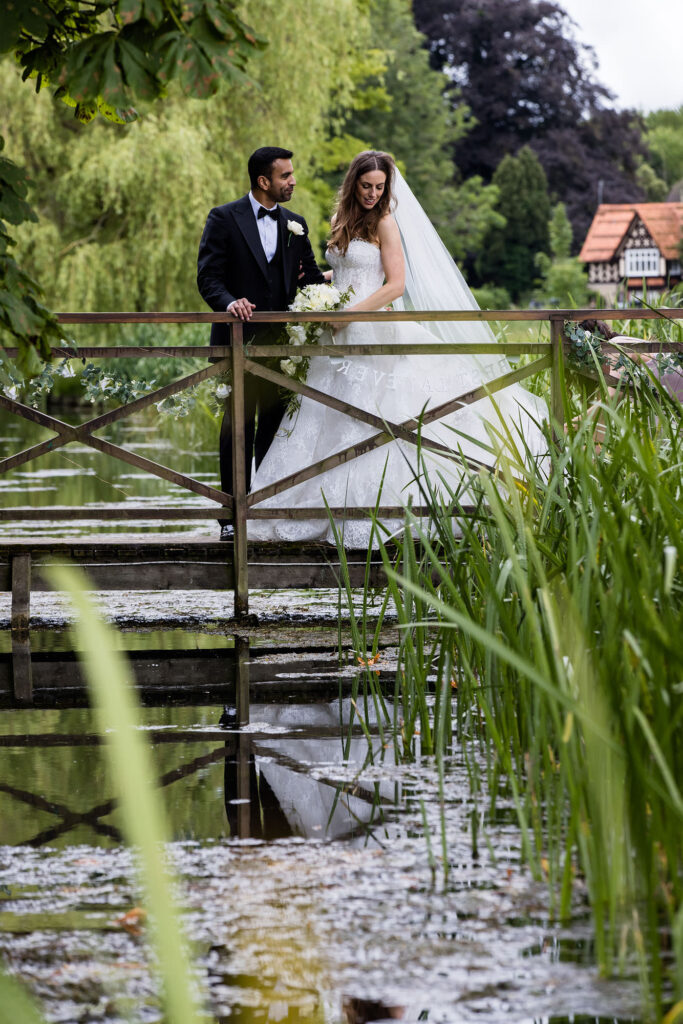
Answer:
197, 146, 326, 539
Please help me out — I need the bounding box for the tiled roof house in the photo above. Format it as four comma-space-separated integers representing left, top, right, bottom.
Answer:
579, 203, 683, 301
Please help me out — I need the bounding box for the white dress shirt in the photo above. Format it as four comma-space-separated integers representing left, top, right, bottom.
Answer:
248, 191, 279, 263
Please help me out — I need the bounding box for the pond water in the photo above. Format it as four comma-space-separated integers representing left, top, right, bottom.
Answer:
0, 670, 642, 1024
0, 405, 220, 537
1, 405, 644, 1022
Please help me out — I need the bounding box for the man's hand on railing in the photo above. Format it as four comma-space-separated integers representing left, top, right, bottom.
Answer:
228, 298, 256, 321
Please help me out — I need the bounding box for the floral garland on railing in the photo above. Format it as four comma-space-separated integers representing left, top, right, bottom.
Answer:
1, 285, 353, 418
2, 344, 212, 419
564, 320, 683, 391
563, 322, 608, 368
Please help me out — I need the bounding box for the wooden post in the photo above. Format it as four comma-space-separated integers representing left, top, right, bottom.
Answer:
230, 321, 249, 619
236, 733, 252, 839
11, 554, 32, 703
550, 316, 565, 438
235, 634, 250, 727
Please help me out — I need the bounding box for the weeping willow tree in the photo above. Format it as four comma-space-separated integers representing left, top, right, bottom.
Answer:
0, 0, 373, 316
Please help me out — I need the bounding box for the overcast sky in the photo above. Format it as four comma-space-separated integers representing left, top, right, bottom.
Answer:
559, 0, 683, 112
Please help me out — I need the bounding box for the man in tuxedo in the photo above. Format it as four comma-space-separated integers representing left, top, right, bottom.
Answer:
197, 146, 325, 539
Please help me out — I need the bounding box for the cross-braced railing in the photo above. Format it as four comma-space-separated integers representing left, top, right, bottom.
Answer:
2, 308, 682, 620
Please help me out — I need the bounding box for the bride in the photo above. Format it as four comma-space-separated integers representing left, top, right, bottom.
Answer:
247, 151, 548, 546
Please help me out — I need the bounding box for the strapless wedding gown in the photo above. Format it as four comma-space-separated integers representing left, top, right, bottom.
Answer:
248, 239, 548, 546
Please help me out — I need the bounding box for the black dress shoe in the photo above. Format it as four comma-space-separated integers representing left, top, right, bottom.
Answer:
218, 704, 238, 728
220, 524, 234, 541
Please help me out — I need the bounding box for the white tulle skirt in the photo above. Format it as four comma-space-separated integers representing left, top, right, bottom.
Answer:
247, 322, 549, 547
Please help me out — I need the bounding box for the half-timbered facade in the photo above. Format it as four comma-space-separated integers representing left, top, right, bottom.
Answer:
579, 203, 683, 302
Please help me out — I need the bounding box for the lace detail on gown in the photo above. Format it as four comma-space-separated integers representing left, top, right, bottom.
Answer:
247, 240, 548, 547
327, 238, 384, 303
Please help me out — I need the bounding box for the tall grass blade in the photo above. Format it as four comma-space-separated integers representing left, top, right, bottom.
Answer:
47, 565, 203, 1024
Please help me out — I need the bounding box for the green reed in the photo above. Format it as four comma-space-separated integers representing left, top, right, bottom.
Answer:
0, 567, 204, 1024
331, 359, 683, 1017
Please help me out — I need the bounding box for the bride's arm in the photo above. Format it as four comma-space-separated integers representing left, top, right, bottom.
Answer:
346, 216, 405, 312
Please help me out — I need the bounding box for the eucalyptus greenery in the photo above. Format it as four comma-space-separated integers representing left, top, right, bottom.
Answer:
563, 320, 609, 368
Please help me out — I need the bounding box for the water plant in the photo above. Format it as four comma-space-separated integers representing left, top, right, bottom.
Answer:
332, 354, 683, 1017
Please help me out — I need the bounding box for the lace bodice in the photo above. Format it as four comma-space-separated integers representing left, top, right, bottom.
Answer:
326, 239, 385, 305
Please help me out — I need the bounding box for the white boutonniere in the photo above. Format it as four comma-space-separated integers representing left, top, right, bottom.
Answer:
287, 219, 304, 245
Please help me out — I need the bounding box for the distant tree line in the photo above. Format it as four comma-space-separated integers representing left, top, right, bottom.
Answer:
2, 0, 682, 379
413, 0, 681, 299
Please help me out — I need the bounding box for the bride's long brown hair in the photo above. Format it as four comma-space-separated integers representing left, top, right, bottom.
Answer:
328, 151, 396, 255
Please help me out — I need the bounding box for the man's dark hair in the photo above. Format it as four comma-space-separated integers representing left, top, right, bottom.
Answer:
248, 147, 293, 189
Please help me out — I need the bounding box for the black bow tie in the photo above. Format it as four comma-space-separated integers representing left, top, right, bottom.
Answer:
257, 206, 279, 220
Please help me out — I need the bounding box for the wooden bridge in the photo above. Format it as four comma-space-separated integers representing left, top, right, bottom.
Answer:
1, 306, 681, 707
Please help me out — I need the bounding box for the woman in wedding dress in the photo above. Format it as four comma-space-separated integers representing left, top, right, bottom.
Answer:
248, 151, 548, 547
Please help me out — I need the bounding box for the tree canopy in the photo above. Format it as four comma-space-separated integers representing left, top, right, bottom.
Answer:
414, 0, 610, 179
477, 146, 550, 300
1, 0, 373, 319
534, 202, 588, 307
645, 107, 683, 189
413, 0, 650, 250
336, 0, 503, 262
0, 0, 263, 372
2, 0, 263, 120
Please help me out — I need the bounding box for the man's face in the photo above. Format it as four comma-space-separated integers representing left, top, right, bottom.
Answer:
259, 159, 296, 203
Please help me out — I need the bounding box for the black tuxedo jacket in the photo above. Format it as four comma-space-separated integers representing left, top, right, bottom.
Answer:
196, 194, 325, 348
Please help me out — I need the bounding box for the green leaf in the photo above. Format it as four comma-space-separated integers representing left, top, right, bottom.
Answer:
117, 0, 165, 28
47, 566, 204, 1024
63, 33, 121, 103
116, 0, 144, 24
0, 0, 59, 54
0, 968, 45, 1024
156, 31, 220, 96
75, 101, 98, 123
96, 97, 138, 123
0, 288, 46, 336
117, 36, 161, 100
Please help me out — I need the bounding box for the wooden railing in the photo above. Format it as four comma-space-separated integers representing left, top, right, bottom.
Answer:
1, 307, 681, 622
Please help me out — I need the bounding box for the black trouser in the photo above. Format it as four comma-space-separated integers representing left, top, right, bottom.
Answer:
218, 372, 287, 525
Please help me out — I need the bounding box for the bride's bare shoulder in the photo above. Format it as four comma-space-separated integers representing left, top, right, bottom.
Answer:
377, 213, 400, 244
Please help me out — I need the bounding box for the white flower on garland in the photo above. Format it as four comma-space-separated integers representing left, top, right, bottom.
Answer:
216, 383, 232, 399
288, 323, 307, 346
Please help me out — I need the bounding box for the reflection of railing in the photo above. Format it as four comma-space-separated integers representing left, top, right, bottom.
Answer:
2, 308, 682, 627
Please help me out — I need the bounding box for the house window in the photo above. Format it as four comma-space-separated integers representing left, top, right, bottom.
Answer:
625, 248, 660, 277
670, 260, 681, 276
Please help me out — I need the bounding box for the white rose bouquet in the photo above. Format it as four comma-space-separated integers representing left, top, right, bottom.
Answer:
207, 282, 352, 419
280, 282, 352, 415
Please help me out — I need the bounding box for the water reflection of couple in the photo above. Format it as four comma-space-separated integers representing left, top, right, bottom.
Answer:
197, 147, 547, 546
